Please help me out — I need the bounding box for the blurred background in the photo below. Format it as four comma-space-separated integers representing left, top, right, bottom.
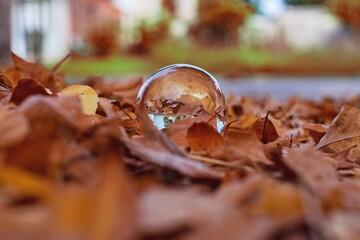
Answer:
0, 0, 360, 98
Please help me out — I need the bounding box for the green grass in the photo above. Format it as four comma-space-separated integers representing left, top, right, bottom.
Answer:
55, 55, 150, 76
54, 40, 360, 76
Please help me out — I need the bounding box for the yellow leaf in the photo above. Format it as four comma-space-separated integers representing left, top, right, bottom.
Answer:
0, 166, 51, 199
254, 180, 301, 217
58, 85, 99, 115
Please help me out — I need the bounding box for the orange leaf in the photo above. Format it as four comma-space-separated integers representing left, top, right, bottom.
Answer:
187, 122, 223, 152
10, 78, 50, 105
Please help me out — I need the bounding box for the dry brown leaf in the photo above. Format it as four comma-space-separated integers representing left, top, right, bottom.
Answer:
163, 114, 217, 148
1, 54, 360, 240
209, 129, 271, 165
0, 69, 13, 90
0, 166, 51, 200
6, 53, 66, 92
331, 145, 358, 170
186, 122, 223, 152
317, 104, 360, 161
93, 76, 143, 105
249, 112, 279, 144
252, 180, 302, 217
10, 78, 50, 105
0, 109, 30, 148
284, 147, 338, 200
303, 123, 328, 144
4, 95, 94, 175
123, 136, 224, 179
226, 113, 258, 130
18, 95, 90, 131
50, 152, 137, 240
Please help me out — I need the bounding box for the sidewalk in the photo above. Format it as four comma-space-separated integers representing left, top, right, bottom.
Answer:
220, 76, 360, 100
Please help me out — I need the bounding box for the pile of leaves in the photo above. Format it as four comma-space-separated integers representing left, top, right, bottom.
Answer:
1, 53, 360, 240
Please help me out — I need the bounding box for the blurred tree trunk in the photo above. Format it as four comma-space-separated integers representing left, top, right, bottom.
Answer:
0, 0, 11, 65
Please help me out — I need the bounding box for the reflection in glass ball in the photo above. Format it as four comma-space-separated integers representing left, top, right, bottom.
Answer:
136, 64, 227, 132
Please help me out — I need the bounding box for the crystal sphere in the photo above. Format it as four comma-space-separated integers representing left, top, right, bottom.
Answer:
136, 64, 227, 132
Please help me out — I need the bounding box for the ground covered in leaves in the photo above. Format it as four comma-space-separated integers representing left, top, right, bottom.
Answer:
1, 54, 360, 240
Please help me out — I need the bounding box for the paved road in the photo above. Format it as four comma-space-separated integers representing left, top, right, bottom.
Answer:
219, 76, 360, 100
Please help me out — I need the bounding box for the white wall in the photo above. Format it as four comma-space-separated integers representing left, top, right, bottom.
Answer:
42, 0, 71, 62
171, 0, 198, 37
278, 6, 341, 49
241, 6, 342, 50
11, 0, 72, 63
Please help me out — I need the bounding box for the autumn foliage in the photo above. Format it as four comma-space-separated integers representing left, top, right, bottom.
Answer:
85, 22, 119, 57
1, 53, 360, 239
128, 20, 169, 55
189, 0, 254, 46
329, 0, 360, 32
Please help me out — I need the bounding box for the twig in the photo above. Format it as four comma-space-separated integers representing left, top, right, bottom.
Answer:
51, 52, 71, 73
262, 111, 271, 143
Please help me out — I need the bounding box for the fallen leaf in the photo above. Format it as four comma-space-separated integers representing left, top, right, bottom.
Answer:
249, 111, 279, 144
0, 166, 51, 200
58, 85, 99, 115
209, 129, 271, 165
253, 180, 302, 217
6, 53, 66, 92
226, 113, 258, 130
284, 147, 338, 200
163, 114, 217, 148
10, 78, 50, 105
0, 109, 30, 148
123, 136, 224, 179
186, 122, 223, 152
303, 123, 328, 144
317, 104, 360, 161
50, 151, 137, 240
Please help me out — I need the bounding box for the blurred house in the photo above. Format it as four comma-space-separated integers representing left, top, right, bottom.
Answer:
242, 5, 343, 50
11, 0, 120, 62
11, 0, 198, 62
277, 6, 341, 49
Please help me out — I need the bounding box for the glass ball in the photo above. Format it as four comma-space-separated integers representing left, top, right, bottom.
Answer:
136, 64, 227, 132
